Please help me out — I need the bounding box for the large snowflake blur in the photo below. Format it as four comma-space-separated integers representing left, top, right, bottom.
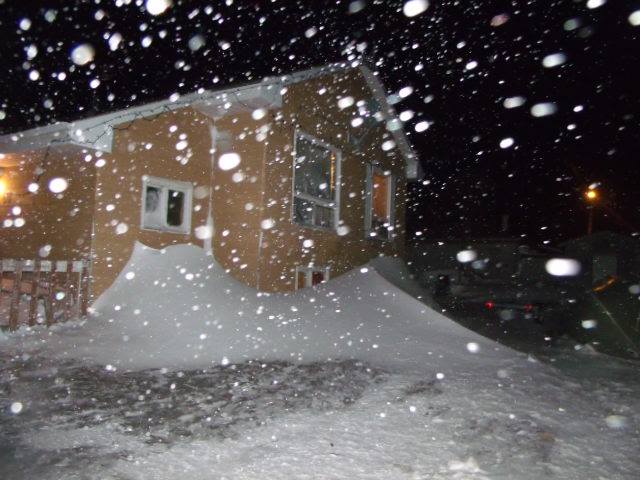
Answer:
1, 0, 638, 241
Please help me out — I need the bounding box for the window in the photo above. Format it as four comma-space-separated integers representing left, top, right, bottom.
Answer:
365, 165, 394, 240
141, 176, 193, 234
295, 266, 330, 290
292, 131, 341, 230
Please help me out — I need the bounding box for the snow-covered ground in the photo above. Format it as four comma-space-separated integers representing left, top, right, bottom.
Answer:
1, 244, 639, 479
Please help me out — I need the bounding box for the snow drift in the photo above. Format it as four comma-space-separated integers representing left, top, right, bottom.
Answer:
14, 243, 521, 374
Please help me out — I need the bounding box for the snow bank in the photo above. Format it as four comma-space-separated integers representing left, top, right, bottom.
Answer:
15, 243, 521, 373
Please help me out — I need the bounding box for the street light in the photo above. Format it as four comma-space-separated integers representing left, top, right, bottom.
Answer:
584, 186, 599, 235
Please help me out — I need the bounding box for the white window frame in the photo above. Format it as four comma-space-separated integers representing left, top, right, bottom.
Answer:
291, 130, 342, 232
140, 175, 193, 235
364, 164, 395, 241
294, 266, 331, 290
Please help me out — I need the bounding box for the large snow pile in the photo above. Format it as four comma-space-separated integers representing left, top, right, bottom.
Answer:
3, 243, 639, 480
14, 242, 519, 374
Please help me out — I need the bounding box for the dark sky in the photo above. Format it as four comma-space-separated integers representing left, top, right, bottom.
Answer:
1, 0, 639, 243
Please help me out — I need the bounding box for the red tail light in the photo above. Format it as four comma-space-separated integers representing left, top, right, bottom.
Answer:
524, 303, 534, 312
485, 301, 495, 309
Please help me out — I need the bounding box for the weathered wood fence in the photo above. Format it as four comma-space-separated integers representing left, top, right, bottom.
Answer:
0, 259, 90, 331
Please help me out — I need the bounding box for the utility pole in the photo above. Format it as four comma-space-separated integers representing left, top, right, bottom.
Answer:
585, 187, 599, 235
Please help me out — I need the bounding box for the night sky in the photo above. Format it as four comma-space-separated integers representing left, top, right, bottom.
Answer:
1, 0, 639, 244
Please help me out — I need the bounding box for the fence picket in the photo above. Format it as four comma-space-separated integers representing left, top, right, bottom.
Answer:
2, 258, 89, 330
28, 259, 41, 326
9, 260, 23, 331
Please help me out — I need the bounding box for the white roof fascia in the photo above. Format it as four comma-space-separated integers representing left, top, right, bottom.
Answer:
0, 83, 284, 154
0, 62, 420, 179
0, 122, 74, 153
191, 82, 283, 119
357, 65, 422, 180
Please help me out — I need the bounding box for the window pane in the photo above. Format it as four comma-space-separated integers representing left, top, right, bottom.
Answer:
372, 173, 390, 220
167, 189, 185, 227
297, 271, 307, 289
370, 172, 391, 237
294, 196, 335, 229
311, 271, 325, 286
294, 197, 314, 226
314, 204, 334, 229
143, 185, 163, 229
295, 136, 335, 201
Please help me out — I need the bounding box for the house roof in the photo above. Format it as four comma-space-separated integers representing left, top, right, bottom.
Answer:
0, 63, 421, 179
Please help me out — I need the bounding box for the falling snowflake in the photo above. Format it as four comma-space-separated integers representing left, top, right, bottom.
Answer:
403, 0, 429, 18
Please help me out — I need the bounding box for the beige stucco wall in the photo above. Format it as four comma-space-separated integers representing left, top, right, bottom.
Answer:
255, 69, 407, 291
89, 105, 278, 298
0, 146, 96, 261
208, 111, 269, 288
90, 107, 215, 298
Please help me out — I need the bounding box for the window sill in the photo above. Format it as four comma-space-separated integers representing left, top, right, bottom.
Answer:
140, 226, 190, 236
292, 221, 338, 235
366, 233, 392, 243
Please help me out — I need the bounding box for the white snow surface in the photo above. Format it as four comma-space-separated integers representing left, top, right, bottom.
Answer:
2, 243, 639, 479
15, 242, 520, 374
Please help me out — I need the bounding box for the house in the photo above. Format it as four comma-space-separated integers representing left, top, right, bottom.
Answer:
0, 63, 421, 309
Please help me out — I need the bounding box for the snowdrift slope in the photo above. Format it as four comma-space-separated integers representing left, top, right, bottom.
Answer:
19, 243, 520, 373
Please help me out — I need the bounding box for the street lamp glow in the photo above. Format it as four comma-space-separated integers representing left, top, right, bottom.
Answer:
585, 189, 598, 201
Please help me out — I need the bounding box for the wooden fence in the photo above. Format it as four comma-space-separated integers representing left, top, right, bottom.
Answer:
0, 259, 90, 331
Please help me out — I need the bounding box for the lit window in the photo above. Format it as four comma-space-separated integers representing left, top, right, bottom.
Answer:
365, 165, 395, 240
295, 266, 330, 289
141, 176, 192, 234
293, 131, 341, 230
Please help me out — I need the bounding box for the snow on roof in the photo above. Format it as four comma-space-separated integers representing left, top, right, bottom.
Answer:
0, 63, 421, 178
